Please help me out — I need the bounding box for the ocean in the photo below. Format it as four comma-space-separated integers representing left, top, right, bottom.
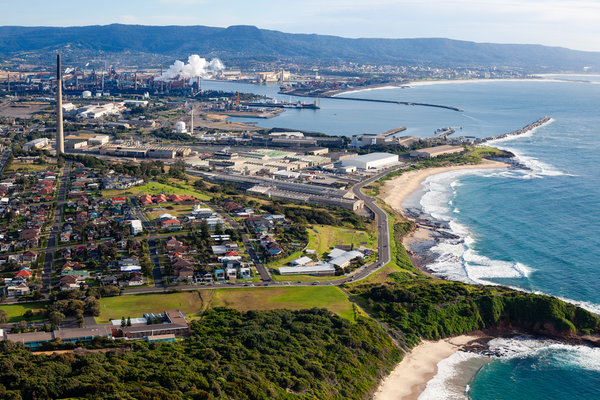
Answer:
203, 76, 600, 399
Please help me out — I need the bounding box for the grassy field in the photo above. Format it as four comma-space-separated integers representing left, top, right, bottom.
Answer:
210, 286, 356, 321
308, 224, 376, 255
5, 162, 58, 174
95, 287, 356, 323
0, 302, 47, 323
103, 181, 211, 201
95, 292, 205, 324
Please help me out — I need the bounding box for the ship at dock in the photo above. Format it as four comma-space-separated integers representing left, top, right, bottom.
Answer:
246, 97, 321, 109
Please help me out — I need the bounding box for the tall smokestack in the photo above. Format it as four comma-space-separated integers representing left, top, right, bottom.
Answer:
197, 76, 200, 93
135, 73, 138, 91
191, 107, 194, 136
56, 55, 65, 155
160, 64, 163, 93
7, 73, 9, 92
101, 73, 104, 91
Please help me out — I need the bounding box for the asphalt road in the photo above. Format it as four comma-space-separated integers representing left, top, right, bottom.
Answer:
41, 161, 72, 293
116, 165, 409, 294
6, 162, 409, 304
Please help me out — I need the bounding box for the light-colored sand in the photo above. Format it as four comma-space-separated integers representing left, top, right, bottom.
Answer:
379, 161, 510, 215
374, 335, 479, 400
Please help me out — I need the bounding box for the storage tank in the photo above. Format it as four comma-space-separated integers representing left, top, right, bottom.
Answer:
82, 90, 92, 98
175, 121, 187, 133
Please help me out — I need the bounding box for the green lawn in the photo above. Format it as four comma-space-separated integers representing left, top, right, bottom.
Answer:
211, 286, 355, 321
308, 224, 376, 255
0, 302, 47, 323
95, 292, 205, 324
5, 162, 58, 174
103, 181, 211, 201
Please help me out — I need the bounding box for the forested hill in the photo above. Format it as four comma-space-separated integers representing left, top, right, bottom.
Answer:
1, 24, 600, 70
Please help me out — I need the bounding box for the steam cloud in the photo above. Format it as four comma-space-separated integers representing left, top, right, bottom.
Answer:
64, 68, 75, 74
156, 55, 225, 81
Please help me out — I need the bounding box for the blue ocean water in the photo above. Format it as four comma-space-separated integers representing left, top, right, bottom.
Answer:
203, 77, 600, 399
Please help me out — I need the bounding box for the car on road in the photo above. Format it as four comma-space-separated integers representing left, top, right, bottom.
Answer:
297, 281, 302, 284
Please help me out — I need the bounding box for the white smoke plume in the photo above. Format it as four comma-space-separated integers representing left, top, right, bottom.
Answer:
64, 68, 75, 74
85, 62, 90, 67
156, 55, 225, 81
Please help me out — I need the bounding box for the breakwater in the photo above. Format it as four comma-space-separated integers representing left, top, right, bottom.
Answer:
331, 96, 464, 112
475, 116, 551, 144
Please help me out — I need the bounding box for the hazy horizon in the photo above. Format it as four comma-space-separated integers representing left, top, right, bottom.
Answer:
1, 0, 599, 53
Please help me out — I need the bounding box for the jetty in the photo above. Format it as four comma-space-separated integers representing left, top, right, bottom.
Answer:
475, 116, 551, 144
330, 96, 464, 112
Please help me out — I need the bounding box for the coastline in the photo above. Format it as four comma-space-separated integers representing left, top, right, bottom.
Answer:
379, 160, 511, 218
373, 161, 511, 400
373, 334, 490, 400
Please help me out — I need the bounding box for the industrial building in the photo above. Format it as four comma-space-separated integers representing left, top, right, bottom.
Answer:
340, 152, 399, 170
410, 145, 464, 158
279, 263, 336, 276
65, 139, 88, 149
23, 138, 49, 151
88, 135, 110, 146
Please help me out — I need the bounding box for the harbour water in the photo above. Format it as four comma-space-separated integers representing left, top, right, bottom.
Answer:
204, 76, 600, 399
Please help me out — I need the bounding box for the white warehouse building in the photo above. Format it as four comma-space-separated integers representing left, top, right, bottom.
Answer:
340, 152, 399, 170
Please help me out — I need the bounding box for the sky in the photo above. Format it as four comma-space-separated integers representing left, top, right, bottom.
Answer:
2, 0, 599, 52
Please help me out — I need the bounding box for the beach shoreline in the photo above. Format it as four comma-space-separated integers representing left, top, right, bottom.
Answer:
379, 160, 511, 217
373, 333, 492, 400
372, 161, 511, 400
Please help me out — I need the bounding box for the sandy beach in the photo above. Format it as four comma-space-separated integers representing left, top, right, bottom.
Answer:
379, 160, 510, 216
373, 161, 511, 400
374, 335, 483, 400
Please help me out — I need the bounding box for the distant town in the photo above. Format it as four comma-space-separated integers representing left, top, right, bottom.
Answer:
0, 52, 512, 350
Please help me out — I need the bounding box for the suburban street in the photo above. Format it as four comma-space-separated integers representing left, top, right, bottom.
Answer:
4, 162, 410, 303
41, 160, 71, 293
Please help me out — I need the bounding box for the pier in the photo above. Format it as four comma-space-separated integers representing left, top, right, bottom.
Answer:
378, 126, 407, 138
475, 116, 551, 144
328, 96, 464, 112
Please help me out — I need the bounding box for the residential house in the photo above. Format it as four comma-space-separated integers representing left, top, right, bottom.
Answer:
162, 219, 181, 231
7, 282, 30, 296
215, 269, 225, 281
19, 228, 39, 240
174, 265, 194, 278
166, 238, 183, 252
129, 276, 144, 286
22, 251, 37, 263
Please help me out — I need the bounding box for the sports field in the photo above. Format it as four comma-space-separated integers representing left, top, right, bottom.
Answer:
103, 182, 210, 200
95, 292, 205, 324
308, 225, 376, 255
0, 302, 47, 323
95, 286, 356, 323
210, 286, 355, 321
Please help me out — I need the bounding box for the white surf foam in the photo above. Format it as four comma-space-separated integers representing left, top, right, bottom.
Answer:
418, 351, 483, 400
415, 167, 600, 314
486, 337, 600, 372
418, 171, 535, 285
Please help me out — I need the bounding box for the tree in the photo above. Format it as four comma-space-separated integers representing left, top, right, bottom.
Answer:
31, 290, 44, 301
0, 309, 8, 324
214, 222, 223, 235
23, 309, 33, 319
48, 311, 65, 326
200, 219, 210, 239
121, 317, 126, 328
127, 316, 132, 327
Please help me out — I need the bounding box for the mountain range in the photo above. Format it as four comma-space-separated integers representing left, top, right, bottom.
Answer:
1, 24, 599, 71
